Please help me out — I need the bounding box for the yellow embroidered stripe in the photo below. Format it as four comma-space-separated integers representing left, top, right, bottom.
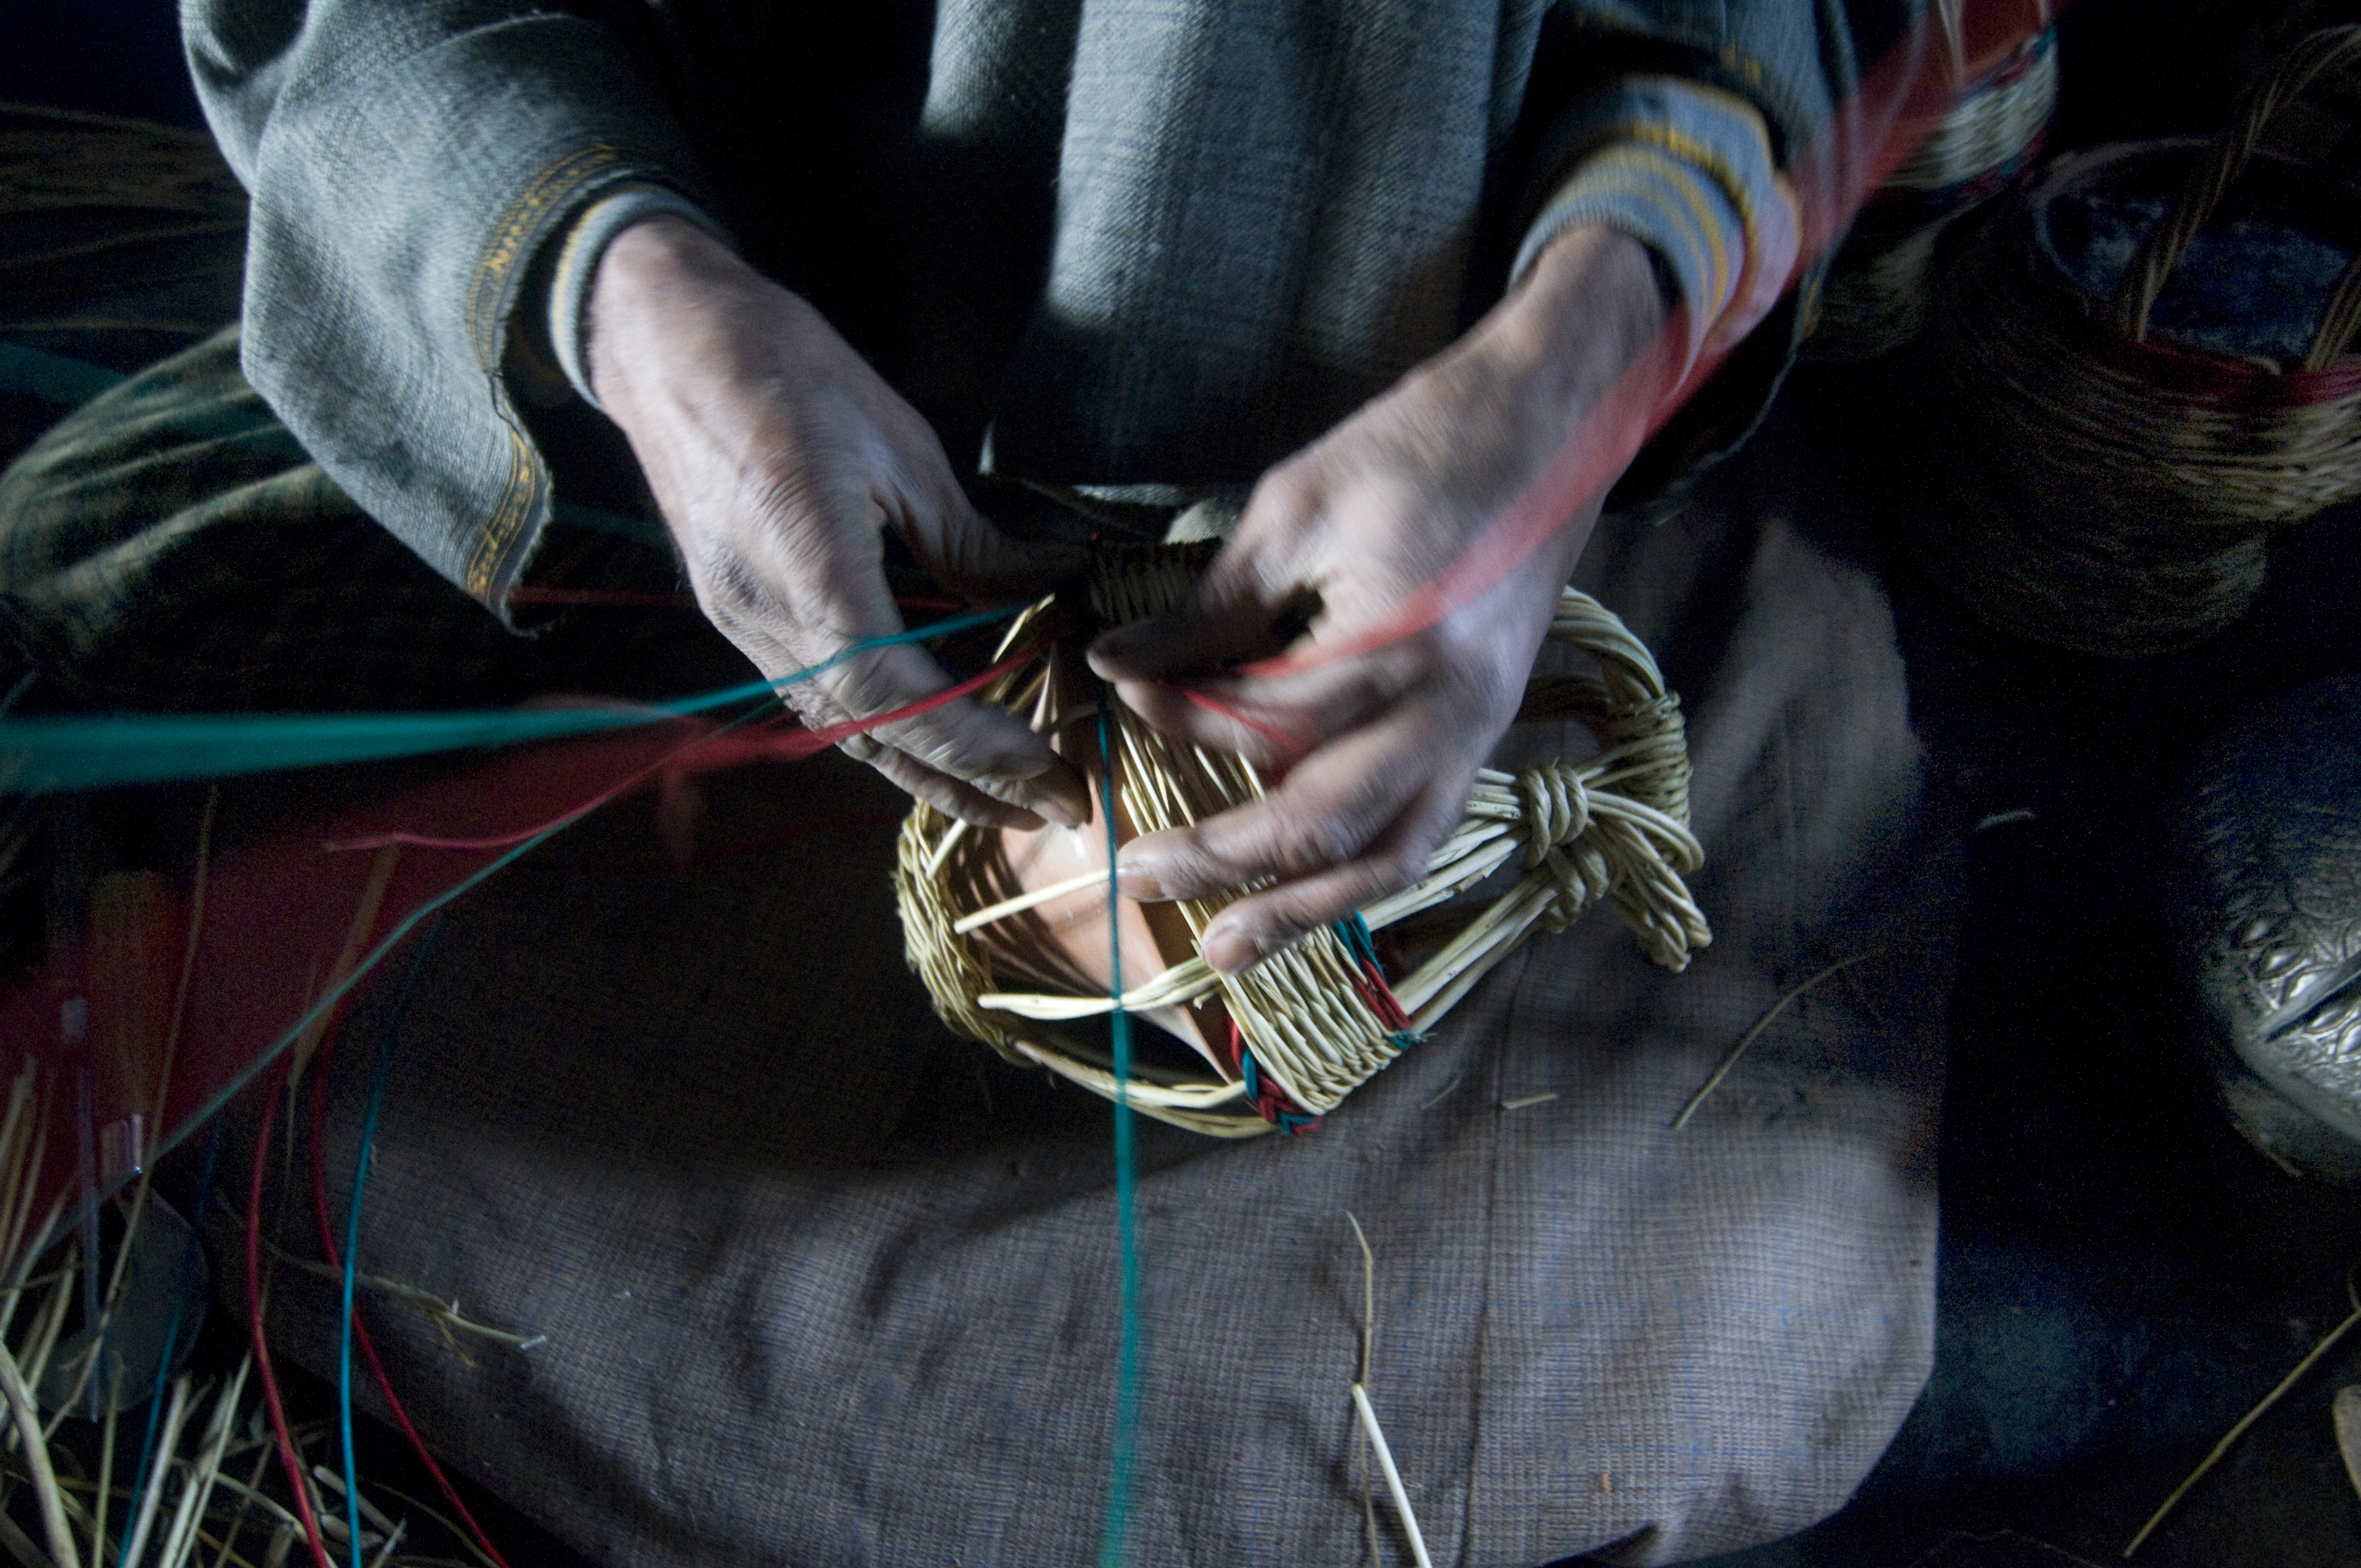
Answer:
1563, 144, 1735, 312
466, 144, 632, 369
461, 144, 634, 601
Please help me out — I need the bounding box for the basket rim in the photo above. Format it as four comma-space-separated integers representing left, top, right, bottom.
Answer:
2018, 139, 2361, 401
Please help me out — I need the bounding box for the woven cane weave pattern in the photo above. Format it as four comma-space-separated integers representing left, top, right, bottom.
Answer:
894, 543, 1710, 1137
1919, 26, 2361, 655
1809, 26, 2058, 361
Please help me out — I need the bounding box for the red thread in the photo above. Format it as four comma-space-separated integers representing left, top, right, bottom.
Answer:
1160, 681, 1311, 757
328, 636, 1048, 855
1231, 314, 1688, 686
1352, 958, 1411, 1034
1191, 3, 2055, 690
247, 1057, 338, 1568
303, 1049, 514, 1568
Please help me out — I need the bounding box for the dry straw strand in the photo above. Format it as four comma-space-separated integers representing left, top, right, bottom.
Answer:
1350, 1385, 1434, 1568
2113, 26, 2361, 345
2123, 1268, 2361, 1557
1344, 1214, 1380, 1568
0, 1323, 77, 1568
1673, 955, 1865, 1129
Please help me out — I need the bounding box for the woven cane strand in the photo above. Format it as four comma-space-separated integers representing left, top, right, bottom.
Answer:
893, 545, 1710, 1137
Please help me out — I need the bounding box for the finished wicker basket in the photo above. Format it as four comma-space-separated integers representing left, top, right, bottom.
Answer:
894, 543, 1711, 1137
1919, 24, 2361, 656
1809, 25, 2059, 362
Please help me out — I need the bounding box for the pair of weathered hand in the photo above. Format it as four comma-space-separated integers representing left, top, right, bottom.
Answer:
588, 214, 1665, 976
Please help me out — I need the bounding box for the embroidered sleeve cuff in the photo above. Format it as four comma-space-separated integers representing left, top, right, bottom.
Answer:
1513, 77, 1796, 375
546, 185, 733, 411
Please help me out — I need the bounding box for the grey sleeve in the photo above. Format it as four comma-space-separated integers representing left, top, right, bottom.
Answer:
1537, 0, 1923, 172
182, 0, 708, 618
1527, 0, 1928, 510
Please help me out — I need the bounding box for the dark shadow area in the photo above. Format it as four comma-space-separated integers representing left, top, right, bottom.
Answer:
11, 2, 2361, 1565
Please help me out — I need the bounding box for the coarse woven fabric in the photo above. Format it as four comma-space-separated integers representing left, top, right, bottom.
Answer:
0, 326, 721, 713
238, 384, 1957, 1568
183, 0, 709, 616
180, 0, 1911, 618
0, 325, 516, 710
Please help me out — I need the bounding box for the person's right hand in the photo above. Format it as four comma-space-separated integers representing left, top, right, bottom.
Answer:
586, 214, 1088, 830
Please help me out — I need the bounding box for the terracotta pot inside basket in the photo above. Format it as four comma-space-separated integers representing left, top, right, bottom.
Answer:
946, 640, 1236, 1080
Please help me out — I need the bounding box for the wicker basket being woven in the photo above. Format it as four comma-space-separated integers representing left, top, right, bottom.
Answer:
1920, 25, 2361, 656
895, 543, 1711, 1137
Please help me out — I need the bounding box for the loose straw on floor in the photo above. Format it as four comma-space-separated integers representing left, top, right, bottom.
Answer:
1672, 956, 1863, 1129
1350, 1385, 1433, 1568
1346, 1214, 1380, 1568
2124, 1269, 2361, 1557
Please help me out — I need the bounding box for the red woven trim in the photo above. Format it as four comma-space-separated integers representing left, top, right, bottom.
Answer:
2058, 306, 2361, 407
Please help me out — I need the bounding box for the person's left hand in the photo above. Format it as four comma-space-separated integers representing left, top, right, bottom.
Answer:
1086, 224, 1673, 975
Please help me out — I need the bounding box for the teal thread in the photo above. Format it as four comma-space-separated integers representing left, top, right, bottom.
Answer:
131, 641, 831, 1183
340, 919, 444, 1568
1095, 685, 1140, 1568
0, 603, 1021, 793
0, 340, 984, 793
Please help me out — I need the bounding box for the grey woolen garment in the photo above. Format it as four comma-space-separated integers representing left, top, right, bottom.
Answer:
180, 0, 1902, 614
240, 389, 1956, 1568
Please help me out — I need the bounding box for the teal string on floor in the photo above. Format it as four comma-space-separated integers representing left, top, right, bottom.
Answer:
115, 1120, 221, 1568
339, 917, 445, 1568
1095, 686, 1140, 1568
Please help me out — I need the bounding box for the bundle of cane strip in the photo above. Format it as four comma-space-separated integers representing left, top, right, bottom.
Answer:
895, 542, 1710, 1138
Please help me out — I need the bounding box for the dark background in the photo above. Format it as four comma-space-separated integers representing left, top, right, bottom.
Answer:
6, 2, 2361, 1566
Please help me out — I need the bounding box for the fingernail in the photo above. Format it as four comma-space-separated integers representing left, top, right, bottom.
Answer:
1029, 793, 1082, 830
1085, 632, 1135, 676
1114, 857, 1165, 902
1041, 774, 1093, 829
1203, 925, 1261, 975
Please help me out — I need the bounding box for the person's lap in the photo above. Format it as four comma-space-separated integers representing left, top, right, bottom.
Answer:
5, 340, 1955, 1565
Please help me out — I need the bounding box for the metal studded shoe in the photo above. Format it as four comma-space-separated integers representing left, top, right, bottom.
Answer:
2176, 675, 2361, 1183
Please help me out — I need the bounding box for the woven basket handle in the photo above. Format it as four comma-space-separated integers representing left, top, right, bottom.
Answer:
2113, 22, 2361, 366
2306, 252, 2361, 371
1543, 588, 1662, 685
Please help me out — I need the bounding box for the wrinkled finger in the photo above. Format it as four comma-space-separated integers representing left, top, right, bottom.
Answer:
825, 639, 1090, 825
1112, 721, 1446, 902
865, 743, 1050, 830
775, 527, 1085, 823
1194, 781, 1472, 974
908, 499, 1085, 606
1103, 677, 1316, 766
1105, 640, 1420, 765
875, 419, 1084, 604
1085, 540, 1310, 684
